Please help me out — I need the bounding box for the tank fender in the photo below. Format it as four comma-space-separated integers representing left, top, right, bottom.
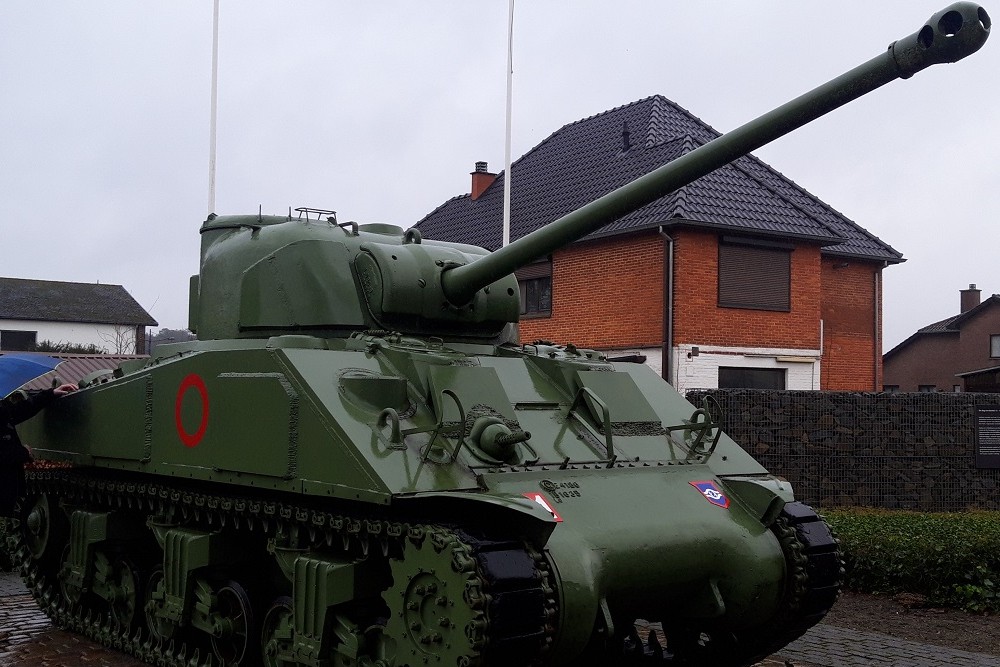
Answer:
719, 475, 796, 526
397, 490, 600, 664
395, 491, 558, 546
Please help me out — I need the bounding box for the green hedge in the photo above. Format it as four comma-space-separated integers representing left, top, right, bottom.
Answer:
825, 508, 1000, 612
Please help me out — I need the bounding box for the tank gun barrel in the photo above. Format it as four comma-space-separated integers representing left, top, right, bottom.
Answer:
441, 2, 989, 306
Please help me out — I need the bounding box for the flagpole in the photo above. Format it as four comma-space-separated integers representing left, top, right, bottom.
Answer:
502, 0, 514, 247
207, 0, 220, 215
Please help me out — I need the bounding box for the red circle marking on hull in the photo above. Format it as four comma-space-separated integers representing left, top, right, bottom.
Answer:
175, 374, 209, 447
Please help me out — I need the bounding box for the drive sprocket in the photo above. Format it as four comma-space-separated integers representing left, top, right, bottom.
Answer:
383, 526, 487, 666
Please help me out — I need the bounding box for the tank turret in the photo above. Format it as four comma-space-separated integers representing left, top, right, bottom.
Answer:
11, 5, 989, 667
191, 213, 520, 341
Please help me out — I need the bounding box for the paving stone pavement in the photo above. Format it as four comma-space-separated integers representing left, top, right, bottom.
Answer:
0, 586, 147, 667
778, 623, 1000, 667
2, 571, 999, 666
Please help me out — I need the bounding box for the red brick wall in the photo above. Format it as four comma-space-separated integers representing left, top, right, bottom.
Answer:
671, 229, 822, 349
820, 259, 881, 390
516, 228, 882, 392
518, 232, 664, 348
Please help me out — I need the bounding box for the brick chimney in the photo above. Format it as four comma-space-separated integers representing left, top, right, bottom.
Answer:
961, 283, 981, 313
470, 161, 497, 200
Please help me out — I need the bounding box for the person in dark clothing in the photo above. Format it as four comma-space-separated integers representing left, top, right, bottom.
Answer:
0, 383, 77, 517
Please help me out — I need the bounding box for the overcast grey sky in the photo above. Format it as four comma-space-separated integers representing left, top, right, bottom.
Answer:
2, 2, 996, 351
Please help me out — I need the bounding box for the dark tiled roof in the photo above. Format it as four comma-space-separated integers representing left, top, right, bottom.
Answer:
883, 295, 1000, 359
0, 278, 157, 326
916, 314, 961, 334
416, 95, 903, 263
17, 353, 147, 391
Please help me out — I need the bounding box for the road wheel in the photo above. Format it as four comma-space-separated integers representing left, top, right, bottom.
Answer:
108, 556, 143, 629
145, 567, 178, 643
210, 579, 257, 665
261, 595, 293, 667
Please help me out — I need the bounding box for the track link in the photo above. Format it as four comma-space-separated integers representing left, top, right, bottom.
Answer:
9, 469, 556, 667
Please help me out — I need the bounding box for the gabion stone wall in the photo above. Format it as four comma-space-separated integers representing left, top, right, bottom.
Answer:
685, 390, 1000, 512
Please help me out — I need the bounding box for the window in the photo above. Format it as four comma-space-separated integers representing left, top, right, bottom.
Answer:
991, 334, 1000, 358
718, 238, 792, 311
519, 278, 551, 316
0, 329, 37, 351
515, 258, 552, 317
718, 367, 786, 389
918, 385, 937, 392
953, 385, 962, 393
883, 385, 900, 393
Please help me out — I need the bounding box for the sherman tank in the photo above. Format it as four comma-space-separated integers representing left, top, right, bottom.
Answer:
7, 4, 990, 666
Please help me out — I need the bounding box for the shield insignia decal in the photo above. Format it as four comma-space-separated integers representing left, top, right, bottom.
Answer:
690, 480, 730, 509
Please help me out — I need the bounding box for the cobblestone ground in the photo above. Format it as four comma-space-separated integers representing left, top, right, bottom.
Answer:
3, 572, 1000, 667
779, 624, 1000, 667
0, 592, 146, 666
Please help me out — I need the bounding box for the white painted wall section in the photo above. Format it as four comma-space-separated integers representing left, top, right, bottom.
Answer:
601, 344, 820, 393
0, 319, 140, 353
672, 344, 820, 393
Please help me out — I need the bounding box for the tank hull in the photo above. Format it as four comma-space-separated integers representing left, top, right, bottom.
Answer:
13, 338, 836, 665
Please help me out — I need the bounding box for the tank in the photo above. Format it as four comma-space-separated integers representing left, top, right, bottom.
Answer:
7, 4, 989, 666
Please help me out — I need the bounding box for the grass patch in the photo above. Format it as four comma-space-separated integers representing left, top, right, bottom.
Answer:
825, 508, 1000, 612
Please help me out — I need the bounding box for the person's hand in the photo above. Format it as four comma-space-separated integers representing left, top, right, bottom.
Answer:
23, 444, 34, 461
54, 383, 78, 397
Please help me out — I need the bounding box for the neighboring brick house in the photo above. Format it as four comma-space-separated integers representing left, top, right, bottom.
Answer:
416, 96, 902, 392
883, 285, 1000, 392
0, 277, 157, 354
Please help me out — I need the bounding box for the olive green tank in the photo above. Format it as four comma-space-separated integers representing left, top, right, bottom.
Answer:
8, 4, 990, 666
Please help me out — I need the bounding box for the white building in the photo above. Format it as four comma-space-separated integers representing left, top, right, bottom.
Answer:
0, 277, 157, 354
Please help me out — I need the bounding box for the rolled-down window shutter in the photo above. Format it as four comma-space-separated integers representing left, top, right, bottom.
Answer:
718, 243, 791, 311
514, 259, 552, 281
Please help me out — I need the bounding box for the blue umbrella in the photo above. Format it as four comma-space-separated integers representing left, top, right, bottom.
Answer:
0, 352, 63, 398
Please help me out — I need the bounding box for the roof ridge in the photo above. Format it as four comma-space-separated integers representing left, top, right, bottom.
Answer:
669, 135, 703, 219
668, 132, 842, 243
646, 99, 901, 261
886, 295, 1000, 359
560, 94, 662, 131
950, 294, 1000, 328
736, 153, 903, 260
650, 96, 722, 143
645, 96, 666, 148
0, 276, 126, 289
917, 313, 961, 333
507, 96, 665, 181
415, 193, 470, 226
720, 144, 844, 243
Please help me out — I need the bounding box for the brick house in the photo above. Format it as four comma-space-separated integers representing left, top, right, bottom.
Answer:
0, 277, 157, 354
416, 96, 901, 392
883, 285, 1000, 392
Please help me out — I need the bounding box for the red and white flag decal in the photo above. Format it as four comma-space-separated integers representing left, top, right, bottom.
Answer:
523, 492, 563, 522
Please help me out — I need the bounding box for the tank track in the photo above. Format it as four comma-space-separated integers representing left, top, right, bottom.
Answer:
620, 500, 843, 666
9, 469, 557, 667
